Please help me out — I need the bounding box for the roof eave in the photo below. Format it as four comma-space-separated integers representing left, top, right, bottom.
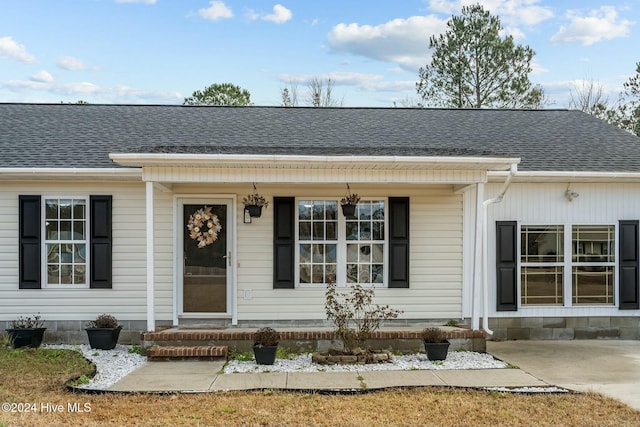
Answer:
109, 153, 521, 171
488, 170, 640, 183
0, 167, 142, 181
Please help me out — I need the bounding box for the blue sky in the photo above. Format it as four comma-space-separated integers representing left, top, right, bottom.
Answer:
0, 0, 637, 107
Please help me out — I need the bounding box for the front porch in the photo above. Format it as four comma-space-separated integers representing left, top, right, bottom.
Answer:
141, 325, 487, 360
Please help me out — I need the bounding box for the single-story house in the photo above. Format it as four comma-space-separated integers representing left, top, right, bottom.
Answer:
1, 103, 639, 342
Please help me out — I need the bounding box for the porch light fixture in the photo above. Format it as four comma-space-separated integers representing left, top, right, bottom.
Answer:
564, 184, 579, 202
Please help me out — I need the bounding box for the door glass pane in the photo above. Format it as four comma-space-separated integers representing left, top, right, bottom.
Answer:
183, 204, 227, 313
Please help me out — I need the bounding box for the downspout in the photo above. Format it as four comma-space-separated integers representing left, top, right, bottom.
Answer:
480, 164, 517, 335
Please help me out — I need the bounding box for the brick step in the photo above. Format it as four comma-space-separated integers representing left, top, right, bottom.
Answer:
142, 328, 484, 343
146, 345, 228, 361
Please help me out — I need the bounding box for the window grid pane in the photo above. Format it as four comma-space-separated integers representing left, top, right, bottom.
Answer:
44, 198, 87, 287
520, 225, 564, 306
298, 200, 338, 285
346, 200, 385, 285
521, 266, 563, 305
572, 225, 615, 263
572, 266, 615, 305
521, 225, 564, 263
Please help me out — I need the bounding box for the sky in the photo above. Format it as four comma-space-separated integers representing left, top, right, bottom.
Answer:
0, 0, 638, 108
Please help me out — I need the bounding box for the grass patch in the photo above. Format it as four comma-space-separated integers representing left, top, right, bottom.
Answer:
1, 344, 639, 427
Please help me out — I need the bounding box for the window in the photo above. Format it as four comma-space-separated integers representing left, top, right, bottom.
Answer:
520, 224, 615, 307
520, 225, 564, 305
297, 199, 386, 286
44, 198, 88, 287
572, 225, 615, 305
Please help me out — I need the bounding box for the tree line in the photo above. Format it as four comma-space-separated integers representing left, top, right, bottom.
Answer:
181, 3, 638, 136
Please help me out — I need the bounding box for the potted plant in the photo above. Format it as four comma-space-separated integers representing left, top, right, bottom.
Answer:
421, 327, 450, 361
85, 314, 122, 350
252, 327, 280, 365
340, 191, 361, 218
6, 314, 46, 349
242, 192, 269, 218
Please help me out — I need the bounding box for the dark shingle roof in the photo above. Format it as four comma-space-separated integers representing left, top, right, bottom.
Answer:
1, 103, 639, 172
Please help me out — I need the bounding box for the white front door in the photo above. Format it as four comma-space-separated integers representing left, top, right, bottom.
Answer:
178, 199, 233, 316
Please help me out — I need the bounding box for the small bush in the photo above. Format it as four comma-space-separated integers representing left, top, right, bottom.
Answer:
254, 327, 279, 347
11, 314, 44, 329
325, 278, 402, 353
421, 327, 448, 343
86, 314, 119, 329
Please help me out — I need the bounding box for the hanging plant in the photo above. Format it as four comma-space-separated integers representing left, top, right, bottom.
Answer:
187, 206, 222, 248
340, 184, 360, 217
243, 184, 269, 218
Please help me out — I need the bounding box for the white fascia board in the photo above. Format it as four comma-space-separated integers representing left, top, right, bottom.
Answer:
109, 153, 521, 171
0, 167, 142, 181
488, 170, 640, 183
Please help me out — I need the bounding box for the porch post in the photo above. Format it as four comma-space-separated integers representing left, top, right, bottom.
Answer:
145, 180, 155, 332
472, 182, 485, 331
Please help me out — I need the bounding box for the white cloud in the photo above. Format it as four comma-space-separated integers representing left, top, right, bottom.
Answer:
550, 6, 632, 46
262, 4, 292, 24
278, 71, 415, 93
2, 78, 182, 103
246, 4, 292, 24
327, 15, 446, 72
0, 36, 36, 63
30, 70, 54, 83
115, 0, 156, 3
199, 1, 233, 21
427, 0, 554, 37
57, 56, 99, 71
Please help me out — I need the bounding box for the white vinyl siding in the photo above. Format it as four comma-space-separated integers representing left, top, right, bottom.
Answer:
0, 181, 173, 322
488, 182, 640, 318
229, 184, 464, 321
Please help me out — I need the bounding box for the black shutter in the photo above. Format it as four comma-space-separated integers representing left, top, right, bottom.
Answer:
619, 220, 639, 309
273, 197, 295, 289
19, 195, 41, 289
496, 221, 518, 311
90, 195, 112, 289
388, 197, 409, 288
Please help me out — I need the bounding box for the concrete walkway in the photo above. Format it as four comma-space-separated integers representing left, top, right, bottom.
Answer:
108, 340, 640, 414
109, 361, 547, 393
488, 340, 640, 411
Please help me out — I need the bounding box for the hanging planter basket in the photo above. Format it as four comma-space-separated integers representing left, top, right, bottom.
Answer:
242, 184, 269, 219
246, 205, 263, 218
340, 184, 360, 218
341, 203, 356, 218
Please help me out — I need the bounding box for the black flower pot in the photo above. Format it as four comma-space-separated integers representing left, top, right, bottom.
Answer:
246, 205, 263, 218
341, 203, 356, 217
6, 328, 46, 349
423, 341, 450, 361
86, 327, 122, 350
253, 344, 278, 365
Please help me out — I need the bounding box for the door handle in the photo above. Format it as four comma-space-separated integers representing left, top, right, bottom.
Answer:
222, 252, 231, 266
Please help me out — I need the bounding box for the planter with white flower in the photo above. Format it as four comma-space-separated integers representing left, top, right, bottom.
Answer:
6, 314, 46, 349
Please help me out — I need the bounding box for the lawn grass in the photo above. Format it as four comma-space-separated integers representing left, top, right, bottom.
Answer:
1, 344, 639, 427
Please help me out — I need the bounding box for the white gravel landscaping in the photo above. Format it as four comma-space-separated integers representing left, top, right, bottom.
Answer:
46, 344, 147, 390
224, 351, 508, 374
45, 345, 508, 391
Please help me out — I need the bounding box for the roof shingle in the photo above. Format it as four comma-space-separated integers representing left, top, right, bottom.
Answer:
1, 103, 639, 172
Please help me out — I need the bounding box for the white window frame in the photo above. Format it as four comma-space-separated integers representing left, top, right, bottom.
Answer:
518, 222, 617, 308
42, 196, 90, 289
295, 197, 388, 288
